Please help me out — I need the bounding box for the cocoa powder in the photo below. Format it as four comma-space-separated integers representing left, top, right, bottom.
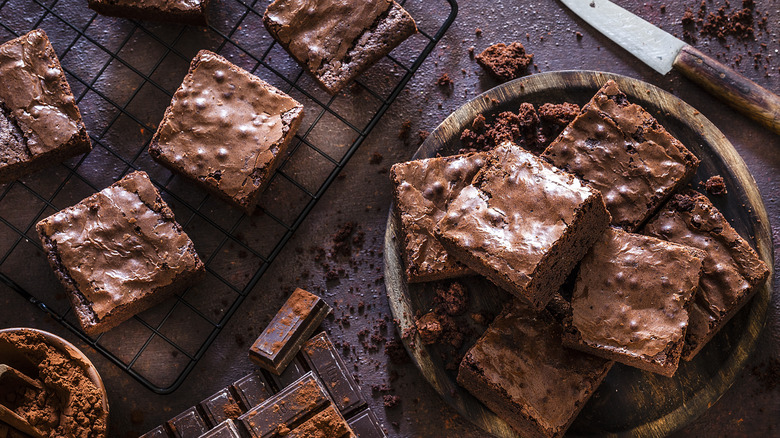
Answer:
0, 330, 107, 438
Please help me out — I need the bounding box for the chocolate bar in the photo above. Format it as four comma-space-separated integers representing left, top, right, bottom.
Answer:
167, 407, 208, 438
271, 356, 308, 390
346, 409, 386, 438
302, 332, 365, 416
139, 425, 169, 438
286, 405, 353, 438
249, 288, 331, 375
199, 387, 243, 427
238, 372, 330, 438
231, 373, 272, 411
198, 420, 242, 437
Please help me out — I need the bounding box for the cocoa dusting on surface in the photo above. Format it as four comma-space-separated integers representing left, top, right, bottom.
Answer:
460, 102, 579, 154
0, 330, 107, 438
223, 402, 242, 419
703, 175, 728, 195
681, 0, 763, 42
475, 42, 533, 82
383, 394, 401, 408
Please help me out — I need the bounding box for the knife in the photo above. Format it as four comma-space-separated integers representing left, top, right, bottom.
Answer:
560, 0, 780, 135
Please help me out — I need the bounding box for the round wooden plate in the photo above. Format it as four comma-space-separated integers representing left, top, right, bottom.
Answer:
383, 71, 774, 437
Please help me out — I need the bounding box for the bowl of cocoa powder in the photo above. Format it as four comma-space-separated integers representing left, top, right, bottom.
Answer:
0, 328, 109, 438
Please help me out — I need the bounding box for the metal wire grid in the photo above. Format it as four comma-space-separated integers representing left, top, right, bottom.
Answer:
0, 0, 457, 393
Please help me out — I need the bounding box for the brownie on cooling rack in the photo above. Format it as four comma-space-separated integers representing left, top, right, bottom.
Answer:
434, 141, 611, 310
0, 29, 91, 184
458, 299, 613, 438
644, 191, 769, 361
149, 50, 304, 213
263, 0, 417, 94
542, 80, 699, 232
563, 228, 706, 377
87, 0, 211, 26
36, 171, 204, 336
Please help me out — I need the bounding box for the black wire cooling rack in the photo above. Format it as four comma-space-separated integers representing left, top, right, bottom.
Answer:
0, 0, 457, 393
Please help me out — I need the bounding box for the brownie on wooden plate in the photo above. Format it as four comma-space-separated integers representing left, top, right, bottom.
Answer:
263, 0, 417, 94
458, 299, 613, 438
390, 153, 486, 283
0, 29, 91, 184
542, 80, 699, 231
563, 228, 706, 376
36, 171, 204, 335
435, 141, 611, 310
87, 0, 211, 26
150, 50, 304, 213
644, 191, 770, 360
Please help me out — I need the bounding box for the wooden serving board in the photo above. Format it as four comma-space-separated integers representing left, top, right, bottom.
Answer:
383, 71, 774, 437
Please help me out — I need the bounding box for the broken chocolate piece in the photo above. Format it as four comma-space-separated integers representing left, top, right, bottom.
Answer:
167, 407, 208, 438
302, 332, 366, 416
249, 288, 332, 375
199, 387, 243, 427
347, 409, 386, 438
198, 420, 242, 438
231, 373, 272, 411
238, 372, 331, 438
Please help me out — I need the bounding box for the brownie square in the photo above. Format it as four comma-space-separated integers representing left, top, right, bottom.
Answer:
263, 0, 417, 94
36, 171, 204, 335
150, 50, 304, 213
435, 141, 611, 310
87, 0, 211, 26
542, 80, 699, 231
0, 29, 91, 184
563, 228, 706, 376
390, 153, 486, 283
458, 299, 613, 438
644, 191, 770, 360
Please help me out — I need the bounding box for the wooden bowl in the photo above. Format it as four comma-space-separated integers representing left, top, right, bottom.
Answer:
383, 71, 773, 437
0, 327, 110, 436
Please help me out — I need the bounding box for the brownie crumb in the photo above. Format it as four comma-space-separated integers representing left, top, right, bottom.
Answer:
468, 46, 475, 58
415, 312, 443, 345
383, 395, 401, 408
476, 42, 534, 82
385, 338, 410, 364
475, 28, 482, 37
703, 175, 728, 195
418, 130, 429, 144
398, 120, 412, 140
437, 73, 453, 87
575, 31, 583, 40
460, 102, 579, 154
369, 152, 383, 165
434, 281, 469, 316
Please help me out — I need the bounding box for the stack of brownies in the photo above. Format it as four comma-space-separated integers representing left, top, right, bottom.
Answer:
390, 80, 769, 438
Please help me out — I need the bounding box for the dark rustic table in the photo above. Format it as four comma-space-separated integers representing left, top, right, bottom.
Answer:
0, 1, 778, 437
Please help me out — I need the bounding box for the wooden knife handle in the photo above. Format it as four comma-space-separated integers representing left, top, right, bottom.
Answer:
673, 45, 780, 135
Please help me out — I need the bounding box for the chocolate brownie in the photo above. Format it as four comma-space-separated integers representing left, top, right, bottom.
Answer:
563, 228, 706, 376
36, 171, 204, 335
390, 153, 486, 283
263, 0, 417, 94
87, 0, 211, 26
475, 42, 533, 82
435, 141, 611, 310
458, 299, 613, 438
0, 29, 91, 184
644, 191, 769, 360
150, 50, 303, 213
542, 80, 700, 231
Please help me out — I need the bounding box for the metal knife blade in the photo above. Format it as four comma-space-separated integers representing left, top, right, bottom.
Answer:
559, 0, 685, 75
560, 0, 780, 135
